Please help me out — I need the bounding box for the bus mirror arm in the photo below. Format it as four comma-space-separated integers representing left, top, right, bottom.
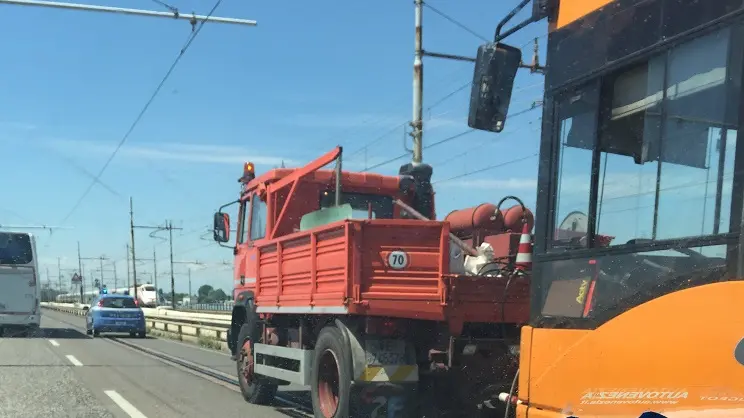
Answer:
494, 0, 553, 43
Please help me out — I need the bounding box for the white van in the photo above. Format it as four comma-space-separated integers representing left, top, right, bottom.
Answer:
0, 232, 41, 336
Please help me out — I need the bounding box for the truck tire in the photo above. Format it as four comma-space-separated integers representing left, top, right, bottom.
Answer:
310, 326, 354, 418
236, 322, 277, 405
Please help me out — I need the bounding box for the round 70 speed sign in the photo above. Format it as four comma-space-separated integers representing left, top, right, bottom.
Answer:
387, 250, 409, 270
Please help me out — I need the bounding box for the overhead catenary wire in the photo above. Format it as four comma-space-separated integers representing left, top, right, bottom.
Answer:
346, 77, 482, 160
362, 102, 543, 172
149, 0, 177, 13
59, 0, 226, 225
433, 153, 539, 184
421, 1, 489, 42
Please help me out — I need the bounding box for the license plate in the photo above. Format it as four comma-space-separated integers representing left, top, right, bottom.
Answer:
365, 339, 406, 365
115, 321, 127, 326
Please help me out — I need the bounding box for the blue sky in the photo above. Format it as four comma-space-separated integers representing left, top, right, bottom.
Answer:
0, 0, 548, 294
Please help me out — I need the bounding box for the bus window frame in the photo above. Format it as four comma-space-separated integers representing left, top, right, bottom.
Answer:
530, 17, 744, 327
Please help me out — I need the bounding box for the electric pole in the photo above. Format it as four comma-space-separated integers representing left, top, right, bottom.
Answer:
169, 221, 175, 309
154, 249, 158, 300
0, 0, 258, 27
412, 0, 424, 164
169, 260, 204, 306
125, 244, 131, 289
77, 241, 84, 303
80, 255, 109, 289
129, 197, 138, 301
57, 257, 62, 292
405, 1, 545, 166
131, 213, 183, 308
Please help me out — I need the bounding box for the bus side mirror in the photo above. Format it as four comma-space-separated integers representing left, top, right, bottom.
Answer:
467, 42, 522, 133
213, 212, 230, 243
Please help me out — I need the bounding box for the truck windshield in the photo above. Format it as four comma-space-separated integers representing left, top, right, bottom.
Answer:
0, 232, 33, 265
319, 192, 394, 219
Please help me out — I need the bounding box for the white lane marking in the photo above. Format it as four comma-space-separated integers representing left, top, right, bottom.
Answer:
65, 355, 83, 366
105, 390, 148, 418
48, 339, 60, 347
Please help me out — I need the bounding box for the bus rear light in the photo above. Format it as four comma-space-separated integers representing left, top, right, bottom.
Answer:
29, 267, 37, 286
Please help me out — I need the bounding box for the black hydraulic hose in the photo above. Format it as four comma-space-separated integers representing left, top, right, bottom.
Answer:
495, 195, 526, 216
504, 368, 519, 418
500, 273, 515, 334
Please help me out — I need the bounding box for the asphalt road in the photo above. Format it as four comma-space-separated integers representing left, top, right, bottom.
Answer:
0, 309, 309, 418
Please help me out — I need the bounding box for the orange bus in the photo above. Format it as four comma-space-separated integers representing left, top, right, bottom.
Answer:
469, 0, 744, 416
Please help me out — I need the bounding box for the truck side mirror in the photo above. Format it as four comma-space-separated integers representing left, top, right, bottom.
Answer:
467, 42, 522, 133
213, 212, 230, 243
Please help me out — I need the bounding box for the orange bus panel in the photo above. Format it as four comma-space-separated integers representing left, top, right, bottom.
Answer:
555, 0, 615, 29
521, 281, 744, 417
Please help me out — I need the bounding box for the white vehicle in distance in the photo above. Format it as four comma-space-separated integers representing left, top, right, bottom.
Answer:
108, 284, 158, 308
0, 231, 41, 337
131, 284, 158, 307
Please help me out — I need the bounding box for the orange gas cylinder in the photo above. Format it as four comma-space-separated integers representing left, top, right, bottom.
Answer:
444, 203, 504, 235
501, 204, 534, 233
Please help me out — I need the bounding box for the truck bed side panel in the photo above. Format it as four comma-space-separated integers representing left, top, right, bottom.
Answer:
256, 224, 348, 309
357, 221, 443, 300
348, 220, 448, 319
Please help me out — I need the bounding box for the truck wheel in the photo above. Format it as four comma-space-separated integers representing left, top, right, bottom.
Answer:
310, 326, 353, 418
236, 323, 277, 404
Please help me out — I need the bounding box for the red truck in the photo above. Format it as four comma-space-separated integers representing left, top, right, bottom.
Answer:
213, 147, 533, 417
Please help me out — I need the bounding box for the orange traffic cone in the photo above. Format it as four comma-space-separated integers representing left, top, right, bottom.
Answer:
514, 222, 532, 273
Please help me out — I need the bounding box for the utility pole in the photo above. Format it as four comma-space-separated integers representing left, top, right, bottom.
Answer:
406, 2, 544, 165
167, 261, 204, 306
125, 244, 131, 289
154, 249, 158, 299
77, 241, 84, 303
129, 197, 138, 301
169, 221, 175, 309
112, 262, 118, 291
57, 257, 62, 292
80, 255, 109, 289
412, 0, 424, 164
132, 214, 183, 308
0, 0, 258, 27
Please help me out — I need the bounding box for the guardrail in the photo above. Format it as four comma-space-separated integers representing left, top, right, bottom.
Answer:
178, 303, 233, 312
41, 302, 232, 352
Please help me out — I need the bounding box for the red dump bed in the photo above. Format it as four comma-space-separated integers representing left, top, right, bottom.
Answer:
253, 219, 530, 325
